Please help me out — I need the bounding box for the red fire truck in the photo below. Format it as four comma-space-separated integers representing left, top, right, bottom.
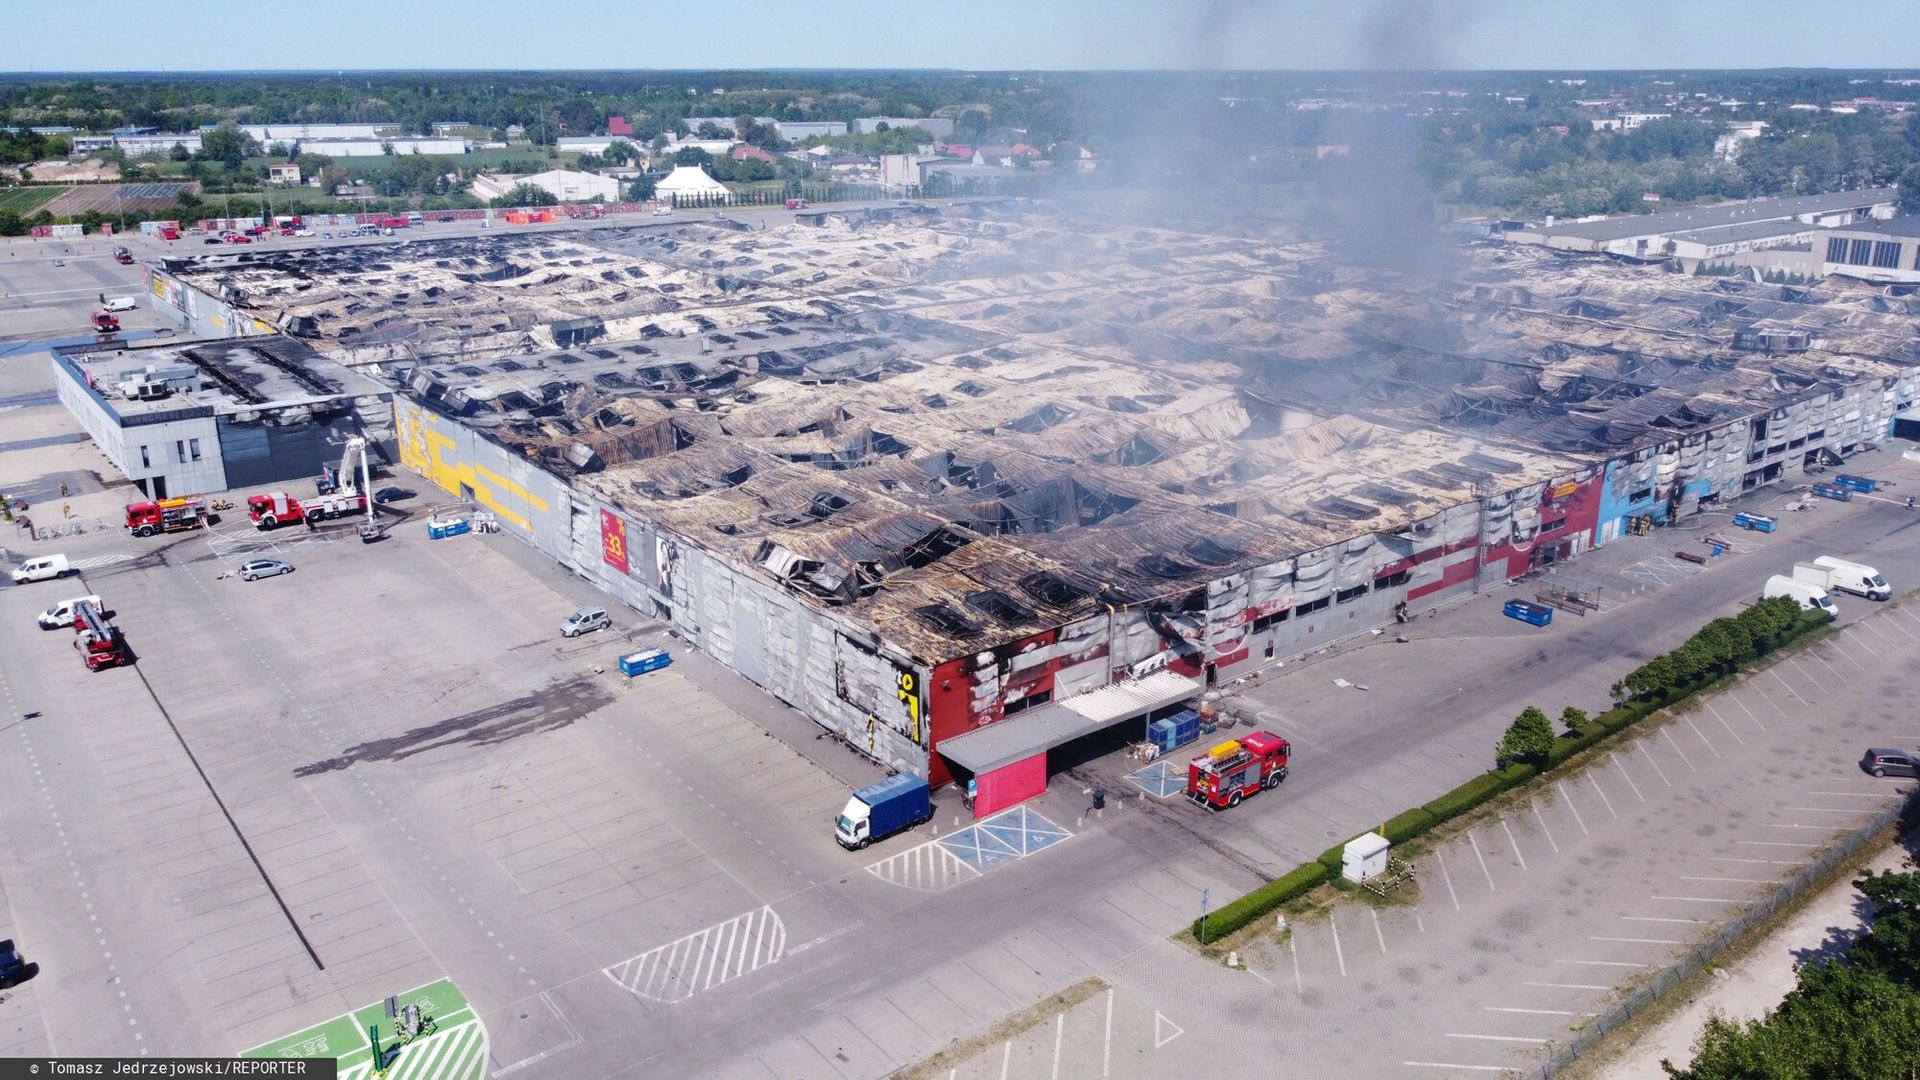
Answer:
124, 496, 209, 537
72, 601, 128, 671
1187, 731, 1290, 810
248, 490, 366, 529
91, 310, 121, 333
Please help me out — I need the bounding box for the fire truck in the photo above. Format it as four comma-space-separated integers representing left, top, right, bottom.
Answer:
72, 601, 128, 671
125, 496, 209, 537
248, 490, 366, 529
91, 310, 121, 333
1187, 731, 1290, 810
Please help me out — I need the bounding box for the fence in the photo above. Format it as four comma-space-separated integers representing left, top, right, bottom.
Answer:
1527, 791, 1911, 1077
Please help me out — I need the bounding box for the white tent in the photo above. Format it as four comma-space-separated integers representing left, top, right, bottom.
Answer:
655, 164, 730, 201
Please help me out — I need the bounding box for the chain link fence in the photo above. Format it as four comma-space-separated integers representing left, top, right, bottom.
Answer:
1526, 791, 1911, 1078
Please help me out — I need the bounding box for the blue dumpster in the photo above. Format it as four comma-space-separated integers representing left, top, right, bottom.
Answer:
619, 648, 672, 677
1811, 483, 1853, 502
1732, 512, 1776, 533
1503, 599, 1553, 627
1833, 474, 1878, 493
426, 516, 470, 539
1148, 709, 1202, 753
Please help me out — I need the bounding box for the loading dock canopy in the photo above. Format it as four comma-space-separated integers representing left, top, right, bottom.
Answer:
936, 671, 1201, 775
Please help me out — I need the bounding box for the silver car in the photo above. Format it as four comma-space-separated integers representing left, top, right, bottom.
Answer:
561, 607, 611, 638
239, 558, 295, 581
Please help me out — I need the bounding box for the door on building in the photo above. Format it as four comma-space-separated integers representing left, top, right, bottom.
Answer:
151, 476, 168, 499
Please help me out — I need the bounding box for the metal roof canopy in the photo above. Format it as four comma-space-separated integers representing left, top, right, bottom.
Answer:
936, 671, 1201, 775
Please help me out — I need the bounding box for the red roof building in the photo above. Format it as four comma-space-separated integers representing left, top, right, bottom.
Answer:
1010, 143, 1041, 157
730, 143, 776, 164
942, 143, 974, 161
608, 116, 634, 137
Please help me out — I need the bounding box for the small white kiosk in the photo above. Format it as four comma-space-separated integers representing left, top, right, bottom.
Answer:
1342, 832, 1391, 883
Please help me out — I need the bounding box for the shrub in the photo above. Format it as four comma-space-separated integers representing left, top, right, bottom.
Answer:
1381, 807, 1439, 845
1496, 706, 1556, 767
1192, 861, 1330, 943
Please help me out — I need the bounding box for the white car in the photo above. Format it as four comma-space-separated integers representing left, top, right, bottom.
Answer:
293, 229, 313, 237
239, 558, 295, 581
560, 607, 612, 638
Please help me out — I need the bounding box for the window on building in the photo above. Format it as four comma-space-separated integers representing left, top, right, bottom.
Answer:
1914, 245, 1920, 271
139, 445, 150, 468
1874, 240, 1902, 269
1296, 596, 1332, 616
188, 438, 201, 461
1540, 518, 1566, 535
1850, 238, 1873, 266
176, 440, 187, 464
1376, 569, 1412, 589
1827, 236, 1849, 263
1252, 609, 1290, 632
1335, 583, 1369, 605
1004, 688, 1052, 716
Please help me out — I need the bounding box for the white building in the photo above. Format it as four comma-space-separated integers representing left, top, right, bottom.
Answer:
1504, 188, 1898, 258
682, 116, 774, 136
1590, 111, 1672, 132
557, 136, 621, 155
241, 122, 397, 143
771, 121, 848, 141
470, 169, 620, 204
293, 137, 469, 158
69, 133, 203, 158
855, 116, 955, 138
1822, 217, 1920, 283
654, 164, 730, 202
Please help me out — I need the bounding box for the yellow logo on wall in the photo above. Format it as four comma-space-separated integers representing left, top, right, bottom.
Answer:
395, 401, 548, 531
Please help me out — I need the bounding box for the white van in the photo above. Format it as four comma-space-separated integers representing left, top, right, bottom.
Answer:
103, 297, 137, 312
1811, 556, 1891, 600
38, 594, 102, 629
10, 554, 70, 584
1764, 575, 1837, 620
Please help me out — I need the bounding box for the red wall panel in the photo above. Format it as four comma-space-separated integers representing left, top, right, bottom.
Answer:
974, 754, 1047, 817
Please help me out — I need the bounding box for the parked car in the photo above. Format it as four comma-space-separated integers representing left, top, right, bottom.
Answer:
226, 235, 251, 245
49, 258, 63, 266
239, 558, 294, 581
11, 554, 70, 584
560, 607, 612, 638
1861, 748, 1918, 778
372, 486, 414, 504
0, 938, 32, 989
203, 237, 223, 244
320, 231, 333, 239
293, 229, 312, 237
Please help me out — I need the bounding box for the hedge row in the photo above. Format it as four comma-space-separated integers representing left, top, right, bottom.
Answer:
1190, 607, 1832, 945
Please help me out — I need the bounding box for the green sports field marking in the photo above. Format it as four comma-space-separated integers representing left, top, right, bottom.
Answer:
244, 978, 486, 1080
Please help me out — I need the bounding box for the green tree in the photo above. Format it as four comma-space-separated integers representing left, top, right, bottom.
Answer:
675, 146, 712, 166
198, 123, 256, 170
1559, 706, 1587, 735
626, 176, 655, 202
1496, 706, 1555, 767
489, 182, 558, 208
0, 209, 23, 237
1899, 164, 1920, 217
167, 142, 192, 162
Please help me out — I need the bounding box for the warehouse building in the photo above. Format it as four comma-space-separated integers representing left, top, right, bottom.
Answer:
1821, 216, 1920, 283
1503, 188, 1896, 258
52, 336, 394, 499
147, 207, 1920, 814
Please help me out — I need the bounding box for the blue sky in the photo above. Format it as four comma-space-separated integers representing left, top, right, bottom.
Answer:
6, 0, 1919, 72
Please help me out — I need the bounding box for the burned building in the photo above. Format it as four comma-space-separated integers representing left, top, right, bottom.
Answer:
151, 206, 1920, 814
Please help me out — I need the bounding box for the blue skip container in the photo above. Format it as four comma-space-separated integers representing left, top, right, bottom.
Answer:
1503, 599, 1553, 627
619, 648, 672, 677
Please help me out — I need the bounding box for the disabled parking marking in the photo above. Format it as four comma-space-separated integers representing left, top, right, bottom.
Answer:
1124, 759, 1186, 799
938, 806, 1072, 872
866, 839, 981, 891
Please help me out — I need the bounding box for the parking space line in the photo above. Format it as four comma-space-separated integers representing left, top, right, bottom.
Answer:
1434, 848, 1462, 911
1714, 856, 1798, 866
1588, 774, 1620, 819
1466, 833, 1497, 891
1828, 644, 1873, 673
1499, 820, 1528, 871
1592, 936, 1687, 945
1445, 1033, 1548, 1044
1754, 679, 1794, 721
1808, 650, 1846, 680
1661, 729, 1699, 773
1767, 824, 1833, 831
1403, 1063, 1510, 1072
1682, 876, 1772, 885
1557, 782, 1590, 836
1785, 657, 1827, 696
1737, 840, 1821, 848
1529, 803, 1560, 854
1879, 614, 1920, 644
1683, 717, 1724, 759
1103, 988, 1112, 1077
1329, 912, 1348, 977
1635, 741, 1674, 789
1622, 916, 1706, 924
999, 1039, 1010, 1080
1560, 959, 1651, 968
1810, 791, 1888, 798
1651, 896, 1744, 904
1854, 620, 1897, 649
1485, 1005, 1596, 1017
1289, 934, 1303, 993
1611, 754, 1648, 803
1370, 909, 1388, 954
1702, 702, 1746, 746
1050, 1013, 1063, 1080
1728, 695, 1768, 733
1523, 981, 1609, 991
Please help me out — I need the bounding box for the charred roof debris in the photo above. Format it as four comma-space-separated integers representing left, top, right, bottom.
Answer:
158, 204, 1920, 667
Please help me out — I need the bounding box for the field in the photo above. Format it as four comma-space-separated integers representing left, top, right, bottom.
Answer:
0, 186, 65, 215
40, 182, 189, 217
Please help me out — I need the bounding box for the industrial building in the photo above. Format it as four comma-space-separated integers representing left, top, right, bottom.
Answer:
139, 204, 1920, 815
52, 336, 393, 499
1821, 216, 1920, 283
1503, 187, 1896, 258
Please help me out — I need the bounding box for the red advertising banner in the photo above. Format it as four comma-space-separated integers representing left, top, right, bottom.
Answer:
600, 510, 630, 574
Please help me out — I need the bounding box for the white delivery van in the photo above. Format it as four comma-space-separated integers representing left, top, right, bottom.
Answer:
103, 296, 137, 312
38, 594, 102, 629
1811, 556, 1891, 600
1764, 575, 1837, 620
10, 554, 70, 584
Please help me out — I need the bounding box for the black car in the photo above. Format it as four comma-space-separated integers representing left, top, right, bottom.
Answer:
0, 939, 32, 989
373, 486, 414, 504
1862, 748, 1918, 778
202, 236, 223, 245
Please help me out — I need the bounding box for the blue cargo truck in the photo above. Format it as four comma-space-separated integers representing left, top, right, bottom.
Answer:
836, 773, 931, 850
